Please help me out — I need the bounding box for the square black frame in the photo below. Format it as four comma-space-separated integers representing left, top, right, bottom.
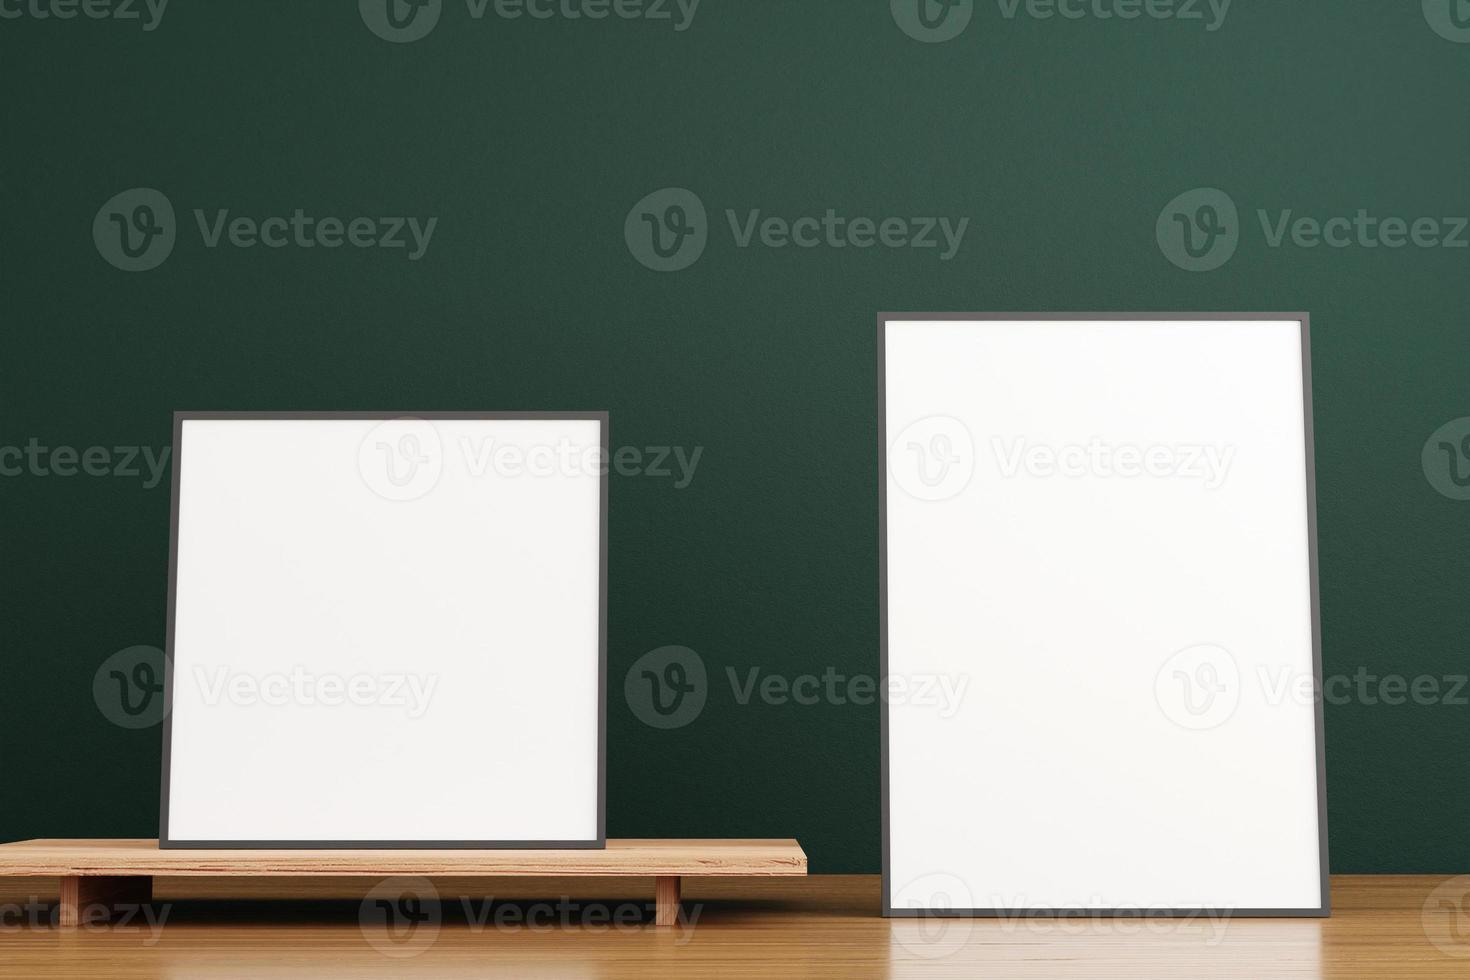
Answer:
878, 313, 1330, 917
159, 410, 609, 850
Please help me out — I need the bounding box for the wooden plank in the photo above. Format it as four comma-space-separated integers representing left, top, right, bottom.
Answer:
654, 875, 681, 927
0, 839, 806, 878
55, 876, 78, 928
56, 875, 152, 928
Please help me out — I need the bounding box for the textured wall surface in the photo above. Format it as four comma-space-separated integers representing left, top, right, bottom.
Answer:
1, 1, 1467, 872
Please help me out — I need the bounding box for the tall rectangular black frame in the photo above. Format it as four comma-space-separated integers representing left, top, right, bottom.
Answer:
878, 313, 1330, 916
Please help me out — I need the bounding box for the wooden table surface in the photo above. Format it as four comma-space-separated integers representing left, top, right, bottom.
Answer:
0, 873, 1466, 978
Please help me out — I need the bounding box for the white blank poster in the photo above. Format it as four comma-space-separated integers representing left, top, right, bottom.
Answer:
883, 316, 1327, 914
163, 414, 605, 846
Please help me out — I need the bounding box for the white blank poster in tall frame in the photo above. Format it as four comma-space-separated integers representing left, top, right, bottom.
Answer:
881, 315, 1329, 916
161, 412, 607, 848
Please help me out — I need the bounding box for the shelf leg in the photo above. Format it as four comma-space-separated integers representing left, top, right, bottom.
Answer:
654, 875, 681, 927
58, 875, 153, 928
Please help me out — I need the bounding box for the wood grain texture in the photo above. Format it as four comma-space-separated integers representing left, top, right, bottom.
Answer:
0, 839, 806, 877
0, 875, 1465, 978
56, 876, 153, 928
0, 875, 1458, 975
654, 875, 680, 927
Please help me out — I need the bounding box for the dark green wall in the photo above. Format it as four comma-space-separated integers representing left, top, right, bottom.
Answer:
2, 1, 1467, 873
